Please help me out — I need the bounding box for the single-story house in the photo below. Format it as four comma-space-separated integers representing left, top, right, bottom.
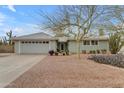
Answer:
12, 32, 109, 54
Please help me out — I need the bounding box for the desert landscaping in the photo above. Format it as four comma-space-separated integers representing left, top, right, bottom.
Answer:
4, 54, 124, 88
0, 5, 124, 88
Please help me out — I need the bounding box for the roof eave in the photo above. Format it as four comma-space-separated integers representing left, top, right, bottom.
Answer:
12, 38, 57, 41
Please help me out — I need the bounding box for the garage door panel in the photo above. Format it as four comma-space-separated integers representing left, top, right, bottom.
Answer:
21, 43, 49, 54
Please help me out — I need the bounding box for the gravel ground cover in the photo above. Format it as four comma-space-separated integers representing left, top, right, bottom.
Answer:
6, 54, 124, 88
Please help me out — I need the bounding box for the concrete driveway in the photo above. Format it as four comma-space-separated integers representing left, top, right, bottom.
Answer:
0, 54, 46, 88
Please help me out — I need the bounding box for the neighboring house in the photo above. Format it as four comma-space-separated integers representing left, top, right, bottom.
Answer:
12, 32, 109, 54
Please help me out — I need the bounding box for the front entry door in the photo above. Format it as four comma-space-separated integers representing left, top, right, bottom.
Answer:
60, 43, 65, 51
57, 42, 68, 52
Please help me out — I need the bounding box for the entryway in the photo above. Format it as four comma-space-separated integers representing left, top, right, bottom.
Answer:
57, 41, 69, 55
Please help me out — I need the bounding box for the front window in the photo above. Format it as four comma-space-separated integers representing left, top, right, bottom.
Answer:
91, 40, 98, 45
83, 40, 90, 45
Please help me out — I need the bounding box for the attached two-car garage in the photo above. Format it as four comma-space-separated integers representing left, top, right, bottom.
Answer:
15, 40, 50, 54
13, 32, 54, 54
21, 41, 49, 54
17, 41, 49, 54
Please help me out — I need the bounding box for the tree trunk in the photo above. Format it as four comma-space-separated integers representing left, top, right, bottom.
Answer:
77, 40, 81, 59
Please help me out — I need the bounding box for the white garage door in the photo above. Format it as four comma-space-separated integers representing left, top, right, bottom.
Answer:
21, 41, 49, 54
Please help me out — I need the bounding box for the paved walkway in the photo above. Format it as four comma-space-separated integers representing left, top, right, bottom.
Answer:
0, 54, 46, 88
6, 54, 124, 88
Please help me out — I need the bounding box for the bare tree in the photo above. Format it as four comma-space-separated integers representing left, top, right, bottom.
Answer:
99, 6, 124, 34
0, 37, 3, 45
6, 30, 13, 45
38, 5, 118, 58
98, 28, 105, 36
2, 36, 7, 45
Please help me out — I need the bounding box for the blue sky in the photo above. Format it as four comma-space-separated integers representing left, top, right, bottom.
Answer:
0, 5, 57, 36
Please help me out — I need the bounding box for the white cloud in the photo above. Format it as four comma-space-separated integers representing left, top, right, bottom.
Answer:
10, 24, 40, 36
0, 12, 6, 26
13, 27, 24, 33
0, 22, 4, 26
8, 5, 16, 12
0, 12, 16, 27
1, 27, 24, 36
11, 27, 26, 36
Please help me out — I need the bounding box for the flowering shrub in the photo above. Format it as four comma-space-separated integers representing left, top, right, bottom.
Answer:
48, 50, 54, 56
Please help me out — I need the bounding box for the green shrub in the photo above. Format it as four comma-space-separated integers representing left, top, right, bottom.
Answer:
109, 33, 124, 54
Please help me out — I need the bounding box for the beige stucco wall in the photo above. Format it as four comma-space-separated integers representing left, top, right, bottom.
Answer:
49, 40, 57, 51
68, 40, 109, 53
14, 41, 20, 54
14, 40, 109, 54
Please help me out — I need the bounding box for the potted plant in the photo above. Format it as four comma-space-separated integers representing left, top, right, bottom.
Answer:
55, 52, 58, 56
49, 50, 54, 56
